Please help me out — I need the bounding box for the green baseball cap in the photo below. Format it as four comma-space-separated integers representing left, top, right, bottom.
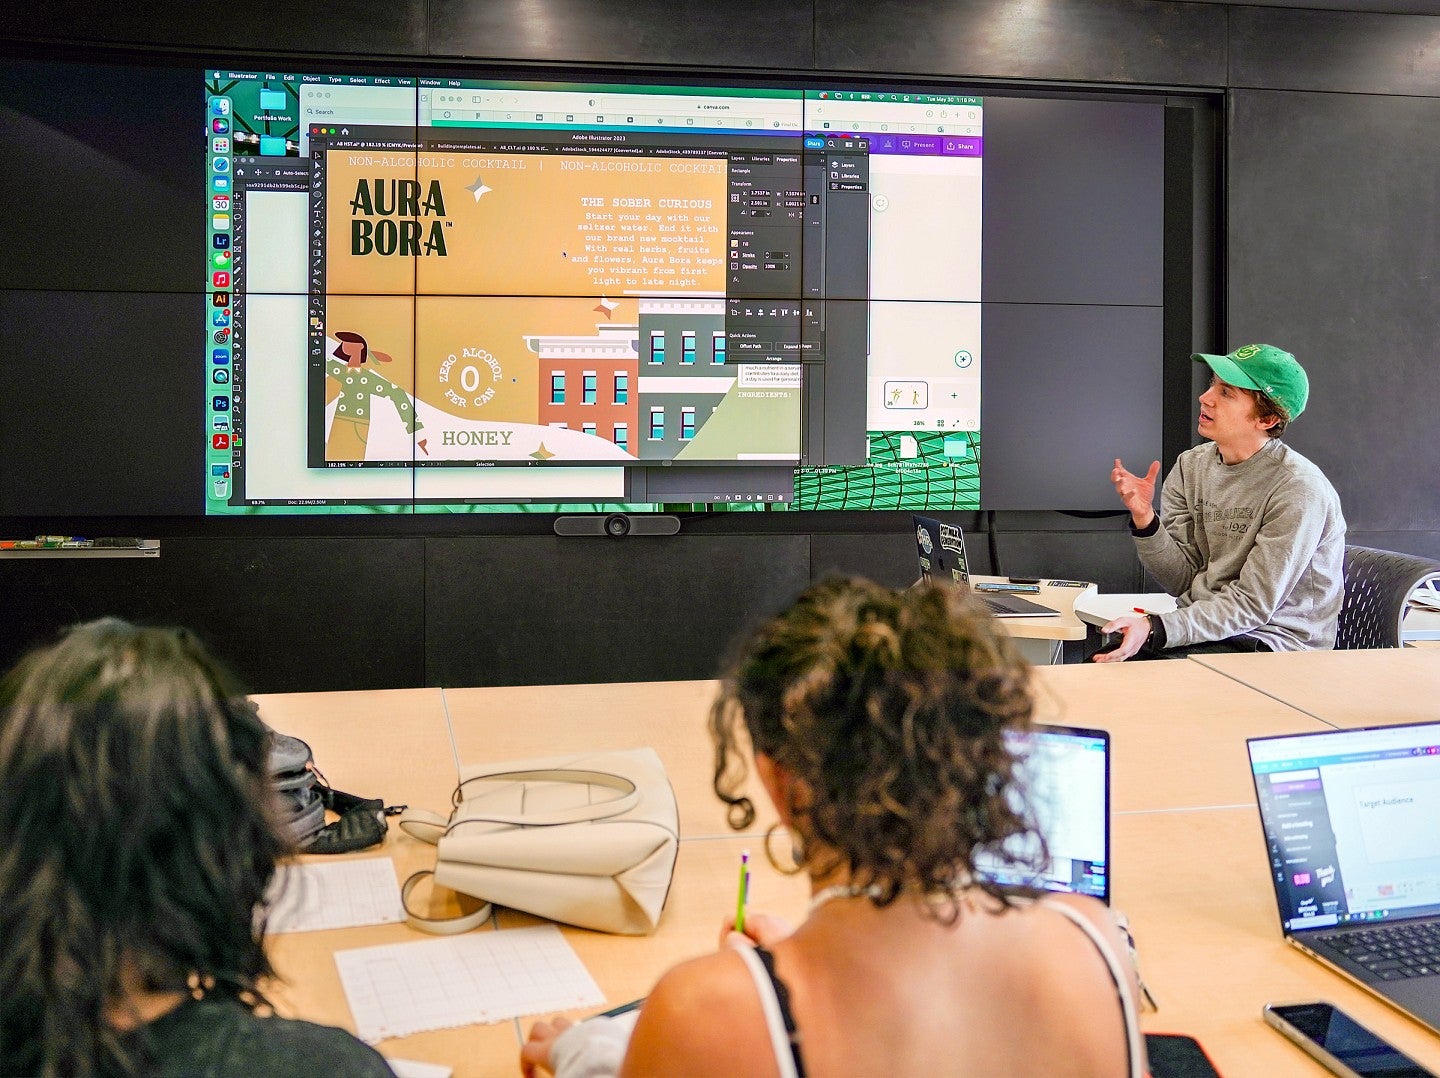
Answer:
1192, 343, 1309, 421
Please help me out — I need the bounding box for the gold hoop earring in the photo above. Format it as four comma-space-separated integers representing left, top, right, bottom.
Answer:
764, 822, 806, 876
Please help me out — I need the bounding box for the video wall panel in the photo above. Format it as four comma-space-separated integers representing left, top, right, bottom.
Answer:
205, 72, 1001, 514
0, 58, 1175, 519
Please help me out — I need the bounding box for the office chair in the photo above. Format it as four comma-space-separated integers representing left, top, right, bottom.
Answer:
1335, 545, 1440, 650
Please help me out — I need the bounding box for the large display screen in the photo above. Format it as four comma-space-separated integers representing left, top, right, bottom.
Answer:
204, 72, 989, 514
0, 57, 1172, 521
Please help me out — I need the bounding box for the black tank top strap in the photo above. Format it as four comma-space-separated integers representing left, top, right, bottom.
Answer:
753, 946, 808, 1078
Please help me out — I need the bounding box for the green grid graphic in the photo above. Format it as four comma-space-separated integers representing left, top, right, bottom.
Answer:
789, 431, 981, 511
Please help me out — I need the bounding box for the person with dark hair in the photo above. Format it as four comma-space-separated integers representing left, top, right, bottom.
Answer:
0, 618, 393, 1078
521, 578, 1144, 1077
1101, 344, 1345, 661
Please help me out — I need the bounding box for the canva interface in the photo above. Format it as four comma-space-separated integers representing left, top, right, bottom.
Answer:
204, 71, 982, 513
1253, 726, 1440, 930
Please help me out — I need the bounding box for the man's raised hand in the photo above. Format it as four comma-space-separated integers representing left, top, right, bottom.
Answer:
1111, 458, 1160, 529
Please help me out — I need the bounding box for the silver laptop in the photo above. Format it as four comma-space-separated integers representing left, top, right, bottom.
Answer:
912, 514, 1057, 617
1248, 721, 1440, 1033
977, 723, 1112, 903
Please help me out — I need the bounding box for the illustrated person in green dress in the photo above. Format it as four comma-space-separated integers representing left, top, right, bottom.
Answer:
325, 330, 422, 461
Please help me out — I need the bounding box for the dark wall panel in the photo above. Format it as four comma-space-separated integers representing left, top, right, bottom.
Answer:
5, 1, 428, 57
0, 290, 202, 517
424, 534, 811, 686
1226, 89, 1440, 537
816, 0, 1227, 86
427, 0, 815, 69
981, 304, 1165, 512
810, 529, 930, 589
987, 527, 1143, 595
0, 538, 427, 692
1229, 8, 1440, 96
983, 96, 1164, 306
0, 60, 200, 293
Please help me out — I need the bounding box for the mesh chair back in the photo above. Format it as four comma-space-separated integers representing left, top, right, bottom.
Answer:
1336, 545, 1440, 650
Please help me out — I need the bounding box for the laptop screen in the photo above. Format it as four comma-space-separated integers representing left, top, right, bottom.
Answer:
976, 723, 1111, 903
1249, 722, 1440, 934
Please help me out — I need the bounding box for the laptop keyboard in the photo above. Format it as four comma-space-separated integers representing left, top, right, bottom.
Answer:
979, 596, 1051, 617
1324, 921, 1440, 980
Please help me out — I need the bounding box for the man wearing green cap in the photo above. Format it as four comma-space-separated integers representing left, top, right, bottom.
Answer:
1096, 344, 1345, 661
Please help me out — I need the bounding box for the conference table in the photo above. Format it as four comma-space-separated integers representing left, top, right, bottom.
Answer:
256, 651, 1440, 1077
1191, 647, 1440, 729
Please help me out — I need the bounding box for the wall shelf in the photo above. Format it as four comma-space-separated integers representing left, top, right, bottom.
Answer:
0, 542, 160, 559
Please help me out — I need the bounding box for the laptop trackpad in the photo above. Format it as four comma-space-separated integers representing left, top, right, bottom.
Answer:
1380, 976, 1440, 1032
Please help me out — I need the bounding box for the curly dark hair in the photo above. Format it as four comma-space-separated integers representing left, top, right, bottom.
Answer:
0, 618, 290, 1078
711, 577, 1046, 919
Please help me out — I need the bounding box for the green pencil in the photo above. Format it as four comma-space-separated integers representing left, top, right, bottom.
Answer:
735, 849, 750, 934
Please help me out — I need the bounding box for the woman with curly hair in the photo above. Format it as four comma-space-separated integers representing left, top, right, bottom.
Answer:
523, 577, 1143, 1077
0, 618, 392, 1078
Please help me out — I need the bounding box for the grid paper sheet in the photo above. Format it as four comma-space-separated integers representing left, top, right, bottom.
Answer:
334, 926, 604, 1043
267, 859, 404, 933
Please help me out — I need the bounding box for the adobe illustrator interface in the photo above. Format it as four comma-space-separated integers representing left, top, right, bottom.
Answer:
300, 125, 869, 469
203, 72, 983, 514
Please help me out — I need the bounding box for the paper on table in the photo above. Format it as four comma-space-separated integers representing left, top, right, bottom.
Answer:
335, 925, 604, 1043
1410, 589, 1440, 611
387, 1060, 453, 1078
267, 859, 404, 933
1071, 592, 1178, 628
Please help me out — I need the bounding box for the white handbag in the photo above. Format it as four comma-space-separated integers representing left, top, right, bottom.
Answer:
398, 748, 679, 936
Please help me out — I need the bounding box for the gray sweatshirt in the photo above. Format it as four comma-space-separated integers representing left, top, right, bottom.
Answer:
1134, 439, 1346, 651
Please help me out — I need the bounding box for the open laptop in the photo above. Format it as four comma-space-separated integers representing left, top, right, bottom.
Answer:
912, 514, 1057, 617
976, 723, 1112, 903
1248, 721, 1440, 1033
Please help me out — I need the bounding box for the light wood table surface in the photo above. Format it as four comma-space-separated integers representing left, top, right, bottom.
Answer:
265, 886, 522, 1073
1115, 807, 1440, 1075
1190, 647, 1440, 728
445, 662, 1335, 824
255, 688, 519, 1074
494, 837, 812, 1020
253, 687, 459, 814
441, 680, 776, 839
1031, 661, 1330, 812
249, 661, 1440, 1077
254, 685, 463, 938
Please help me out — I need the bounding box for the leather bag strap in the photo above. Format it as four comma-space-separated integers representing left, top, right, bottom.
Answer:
401, 870, 494, 936
397, 806, 449, 845
450, 767, 640, 828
